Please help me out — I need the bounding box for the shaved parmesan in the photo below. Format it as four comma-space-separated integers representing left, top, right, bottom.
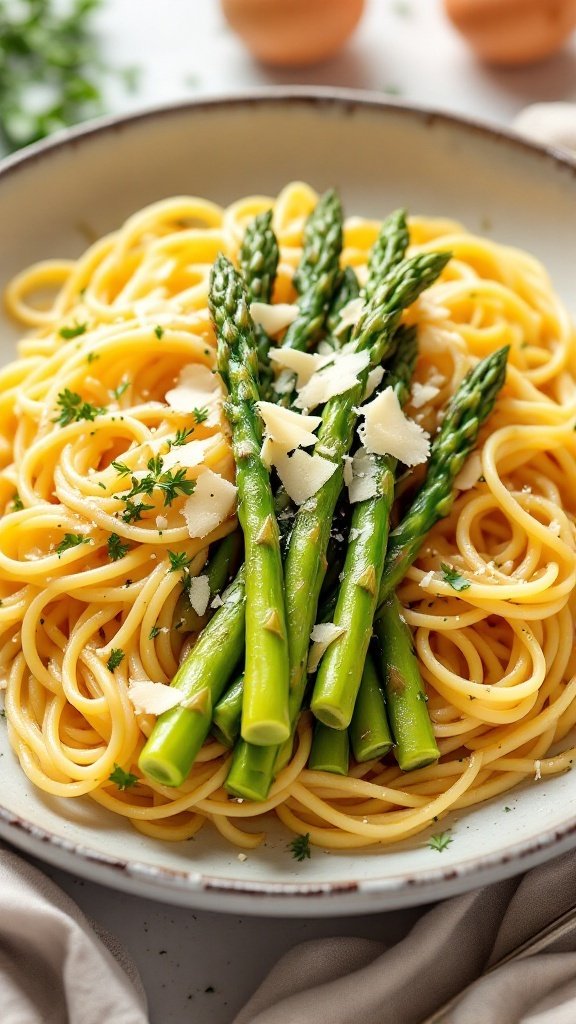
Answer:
308, 622, 347, 672
155, 515, 168, 531
250, 302, 298, 336
358, 387, 430, 467
273, 448, 337, 505
211, 594, 223, 609
363, 366, 384, 401
165, 365, 222, 425
411, 381, 440, 409
419, 570, 436, 589
256, 402, 321, 454
162, 436, 217, 473
343, 454, 353, 488
269, 348, 332, 388
348, 447, 379, 504
295, 350, 370, 411
454, 451, 483, 491
128, 680, 182, 716
335, 297, 365, 335
182, 469, 237, 538
188, 574, 210, 616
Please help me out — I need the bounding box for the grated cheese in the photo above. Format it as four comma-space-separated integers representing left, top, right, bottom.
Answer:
273, 448, 337, 506
188, 575, 210, 616
308, 622, 347, 672
358, 387, 430, 467
342, 454, 353, 488
534, 759, 542, 781
165, 364, 221, 425
250, 302, 299, 336
454, 451, 483, 492
127, 680, 183, 716
182, 469, 237, 539
411, 381, 440, 409
155, 515, 168, 531
348, 448, 379, 504
210, 594, 223, 609
419, 570, 436, 589
294, 350, 370, 412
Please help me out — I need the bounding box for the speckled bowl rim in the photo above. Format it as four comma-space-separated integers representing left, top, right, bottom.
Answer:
1, 87, 576, 911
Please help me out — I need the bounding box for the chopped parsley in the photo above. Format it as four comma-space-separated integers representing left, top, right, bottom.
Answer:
168, 427, 194, 449
428, 831, 453, 853
287, 833, 311, 862
168, 550, 192, 573
106, 648, 125, 672
193, 406, 209, 425
108, 763, 138, 790
86, 351, 99, 364
121, 456, 195, 507
149, 625, 161, 639
55, 532, 91, 557
120, 499, 154, 524
154, 324, 164, 339
107, 533, 129, 561
10, 492, 24, 512
111, 379, 130, 400
59, 320, 88, 339
54, 388, 106, 427
111, 460, 132, 477
440, 563, 471, 592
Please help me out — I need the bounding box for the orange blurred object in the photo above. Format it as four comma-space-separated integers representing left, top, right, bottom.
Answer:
444, 0, 576, 66
221, 0, 365, 68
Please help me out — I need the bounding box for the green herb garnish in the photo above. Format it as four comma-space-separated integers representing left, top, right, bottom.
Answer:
107, 533, 129, 561
149, 625, 161, 639
288, 833, 311, 861
55, 533, 90, 557
154, 325, 164, 339
428, 831, 453, 853
106, 648, 125, 672
168, 551, 192, 573
440, 563, 471, 592
193, 406, 209, 424
108, 763, 138, 790
54, 389, 106, 427
111, 380, 130, 400
59, 320, 88, 340
168, 427, 194, 448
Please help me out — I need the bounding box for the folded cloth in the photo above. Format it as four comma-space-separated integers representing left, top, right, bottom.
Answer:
234, 849, 576, 1024
0, 843, 148, 1024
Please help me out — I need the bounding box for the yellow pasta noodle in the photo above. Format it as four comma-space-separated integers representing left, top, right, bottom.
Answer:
2, 180, 576, 851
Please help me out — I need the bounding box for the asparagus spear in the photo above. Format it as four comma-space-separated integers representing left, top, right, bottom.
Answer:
138, 570, 246, 786
311, 327, 418, 728
373, 595, 439, 770
378, 345, 510, 604
308, 722, 350, 775
240, 209, 280, 401
285, 252, 450, 714
293, 190, 343, 295
211, 254, 290, 746
212, 674, 244, 748
228, 251, 450, 801
326, 266, 360, 336
363, 209, 409, 300
349, 652, 393, 763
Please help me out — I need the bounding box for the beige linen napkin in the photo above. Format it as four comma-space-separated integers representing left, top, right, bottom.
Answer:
0, 843, 148, 1024
234, 850, 576, 1024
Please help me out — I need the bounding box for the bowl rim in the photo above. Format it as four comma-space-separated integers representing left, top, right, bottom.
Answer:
2, 85, 576, 907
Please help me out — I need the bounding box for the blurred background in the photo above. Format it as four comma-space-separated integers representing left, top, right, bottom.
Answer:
1, 0, 576, 157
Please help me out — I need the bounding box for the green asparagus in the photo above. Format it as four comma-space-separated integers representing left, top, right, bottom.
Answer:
373, 595, 439, 770
378, 345, 510, 605
212, 674, 244, 748
240, 209, 279, 401
308, 722, 350, 775
311, 327, 418, 728
138, 570, 246, 786
211, 254, 289, 746
293, 190, 343, 295
349, 652, 393, 763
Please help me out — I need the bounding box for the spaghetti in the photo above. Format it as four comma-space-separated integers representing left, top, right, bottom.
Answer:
2, 181, 576, 851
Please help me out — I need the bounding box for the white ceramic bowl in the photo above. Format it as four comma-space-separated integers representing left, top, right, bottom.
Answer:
1, 89, 576, 916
